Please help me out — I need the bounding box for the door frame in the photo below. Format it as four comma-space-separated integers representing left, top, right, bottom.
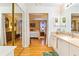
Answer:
2, 13, 7, 45
29, 13, 48, 45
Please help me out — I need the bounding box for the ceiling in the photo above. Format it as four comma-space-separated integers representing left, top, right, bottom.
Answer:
0, 3, 11, 7
29, 13, 48, 20
24, 3, 63, 6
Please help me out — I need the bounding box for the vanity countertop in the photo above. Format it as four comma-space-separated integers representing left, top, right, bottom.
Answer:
0, 46, 16, 56
52, 33, 79, 48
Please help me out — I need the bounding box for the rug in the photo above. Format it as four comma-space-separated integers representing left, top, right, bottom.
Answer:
43, 51, 59, 56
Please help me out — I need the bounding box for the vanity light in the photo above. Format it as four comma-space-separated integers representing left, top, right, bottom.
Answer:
64, 3, 73, 9
65, 3, 72, 7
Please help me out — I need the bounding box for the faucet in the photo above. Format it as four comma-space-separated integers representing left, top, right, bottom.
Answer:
71, 33, 74, 38
56, 28, 61, 34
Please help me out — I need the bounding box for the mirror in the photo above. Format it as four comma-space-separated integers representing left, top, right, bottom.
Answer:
71, 4, 79, 32
61, 3, 79, 32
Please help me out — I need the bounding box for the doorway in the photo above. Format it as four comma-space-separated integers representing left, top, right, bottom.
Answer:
29, 13, 48, 46
2, 13, 22, 47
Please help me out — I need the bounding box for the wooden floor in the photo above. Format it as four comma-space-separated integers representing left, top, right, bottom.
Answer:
14, 39, 53, 56
6, 38, 22, 46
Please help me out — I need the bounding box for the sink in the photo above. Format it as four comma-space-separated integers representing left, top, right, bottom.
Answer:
56, 33, 79, 47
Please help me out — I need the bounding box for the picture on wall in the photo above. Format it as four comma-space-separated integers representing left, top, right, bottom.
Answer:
30, 23, 36, 27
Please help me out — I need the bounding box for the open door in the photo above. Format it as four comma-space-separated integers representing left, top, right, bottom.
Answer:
29, 13, 48, 46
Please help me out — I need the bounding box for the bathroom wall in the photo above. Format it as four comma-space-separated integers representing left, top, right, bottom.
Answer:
0, 4, 12, 45
18, 3, 61, 47
10, 3, 79, 47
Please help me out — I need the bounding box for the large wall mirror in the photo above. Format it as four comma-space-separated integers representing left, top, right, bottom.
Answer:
70, 4, 79, 32
71, 14, 79, 32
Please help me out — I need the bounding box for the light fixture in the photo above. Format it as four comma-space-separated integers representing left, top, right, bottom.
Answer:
33, 18, 47, 20
64, 3, 73, 9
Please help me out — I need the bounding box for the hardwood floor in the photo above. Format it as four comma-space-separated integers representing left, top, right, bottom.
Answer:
6, 38, 22, 46
14, 39, 53, 56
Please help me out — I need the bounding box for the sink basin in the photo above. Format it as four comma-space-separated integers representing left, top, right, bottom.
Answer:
56, 33, 79, 47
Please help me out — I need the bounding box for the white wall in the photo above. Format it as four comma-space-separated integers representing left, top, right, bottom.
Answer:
0, 5, 12, 45
0, 14, 3, 45
20, 4, 61, 47
17, 3, 29, 47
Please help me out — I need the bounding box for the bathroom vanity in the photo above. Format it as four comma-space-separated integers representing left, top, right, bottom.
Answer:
51, 32, 79, 56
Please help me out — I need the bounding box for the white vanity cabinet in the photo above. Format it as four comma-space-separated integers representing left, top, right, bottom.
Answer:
51, 33, 79, 56
70, 44, 79, 56
50, 35, 54, 47
57, 39, 62, 55
53, 37, 58, 50
57, 39, 70, 56
50, 35, 58, 51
